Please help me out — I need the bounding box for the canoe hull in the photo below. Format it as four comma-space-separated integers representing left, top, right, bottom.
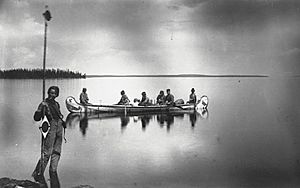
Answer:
65, 96, 208, 114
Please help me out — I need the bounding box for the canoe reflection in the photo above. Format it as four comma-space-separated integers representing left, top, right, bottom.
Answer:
66, 109, 208, 136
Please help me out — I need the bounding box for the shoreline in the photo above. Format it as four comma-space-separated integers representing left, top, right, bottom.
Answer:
0, 177, 94, 188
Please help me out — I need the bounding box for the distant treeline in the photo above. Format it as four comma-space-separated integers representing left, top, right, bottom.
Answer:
0, 68, 86, 79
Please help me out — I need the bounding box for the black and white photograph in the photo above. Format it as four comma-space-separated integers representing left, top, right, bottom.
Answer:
0, 0, 300, 187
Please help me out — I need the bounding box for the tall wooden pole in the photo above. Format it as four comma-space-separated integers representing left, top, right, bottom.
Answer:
42, 5, 51, 100
42, 21, 47, 100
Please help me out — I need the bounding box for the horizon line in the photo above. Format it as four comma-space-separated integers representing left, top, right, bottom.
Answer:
86, 74, 269, 78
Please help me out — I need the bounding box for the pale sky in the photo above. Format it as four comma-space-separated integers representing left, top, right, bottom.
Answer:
0, 0, 300, 75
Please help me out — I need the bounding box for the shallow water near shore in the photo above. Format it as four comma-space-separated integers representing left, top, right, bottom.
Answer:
0, 77, 300, 187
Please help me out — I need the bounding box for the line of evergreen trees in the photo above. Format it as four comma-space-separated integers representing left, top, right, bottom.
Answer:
0, 68, 86, 79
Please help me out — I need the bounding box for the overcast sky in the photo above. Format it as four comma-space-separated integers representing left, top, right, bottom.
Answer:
1, 0, 300, 75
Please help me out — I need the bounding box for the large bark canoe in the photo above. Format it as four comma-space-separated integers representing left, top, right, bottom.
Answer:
65, 95, 208, 114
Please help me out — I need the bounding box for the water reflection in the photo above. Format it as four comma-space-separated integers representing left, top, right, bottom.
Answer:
199, 108, 209, 120
66, 109, 208, 136
189, 113, 197, 127
120, 116, 130, 132
157, 114, 174, 132
140, 115, 152, 131
79, 115, 88, 136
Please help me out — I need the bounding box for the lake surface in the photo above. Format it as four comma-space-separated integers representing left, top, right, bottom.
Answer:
0, 77, 300, 187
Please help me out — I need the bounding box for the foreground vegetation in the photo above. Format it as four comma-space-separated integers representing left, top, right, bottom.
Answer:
0, 68, 86, 79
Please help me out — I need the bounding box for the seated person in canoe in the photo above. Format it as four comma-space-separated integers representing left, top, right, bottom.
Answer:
132, 98, 140, 106
117, 90, 130, 105
138, 92, 152, 106
165, 89, 175, 106
187, 88, 197, 104
156, 90, 165, 105
79, 88, 90, 105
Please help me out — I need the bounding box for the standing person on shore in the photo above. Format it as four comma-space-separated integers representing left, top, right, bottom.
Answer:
156, 90, 165, 105
187, 88, 197, 104
79, 88, 90, 105
117, 90, 130, 105
32, 86, 65, 188
165, 89, 175, 106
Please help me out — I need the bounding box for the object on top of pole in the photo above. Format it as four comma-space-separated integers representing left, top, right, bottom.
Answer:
42, 5, 51, 100
43, 5, 52, 21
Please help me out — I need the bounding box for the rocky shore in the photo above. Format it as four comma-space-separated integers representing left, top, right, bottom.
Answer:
0, 177, 94, 188
0, 177, 39, 188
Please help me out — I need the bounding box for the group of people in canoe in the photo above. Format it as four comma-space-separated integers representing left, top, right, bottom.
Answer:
79, 87, 198, 106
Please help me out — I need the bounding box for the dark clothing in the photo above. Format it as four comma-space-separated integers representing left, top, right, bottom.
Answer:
165, 94, 174, 105
79, 92, 89, 104
32, 98, 63, 187
118, 94, 130, 105
33, 119, 63, 169
188, 93, 197, 104
138, 96, 151, 106
156, 94, 165, 105
34, 98, 62, 122
32, 119, 63, 187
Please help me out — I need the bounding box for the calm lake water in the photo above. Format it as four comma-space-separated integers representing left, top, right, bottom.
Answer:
0, 77, 300, 187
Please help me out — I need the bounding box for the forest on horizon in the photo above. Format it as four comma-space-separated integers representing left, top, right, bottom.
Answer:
0, 68, 86, 79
